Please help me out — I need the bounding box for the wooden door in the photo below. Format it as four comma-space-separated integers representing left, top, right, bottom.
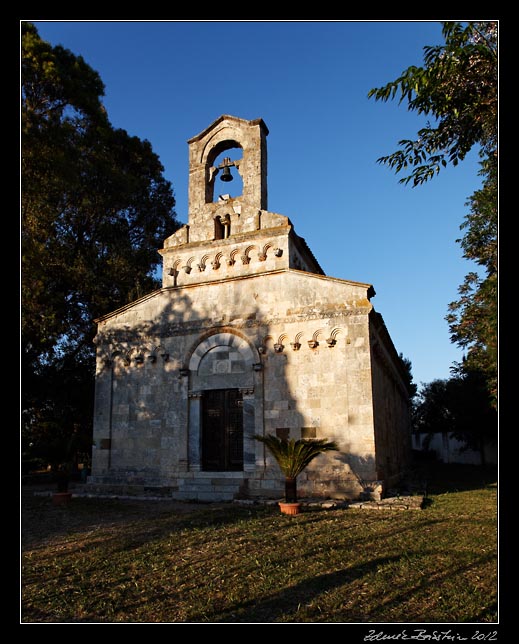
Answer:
202, 389, 243, 471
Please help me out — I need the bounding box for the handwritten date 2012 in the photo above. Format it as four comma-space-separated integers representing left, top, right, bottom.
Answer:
363, 630, 498, 642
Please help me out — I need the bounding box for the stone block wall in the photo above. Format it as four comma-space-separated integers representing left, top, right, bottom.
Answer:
187, 116, 268, 239
91, 270, 392, 500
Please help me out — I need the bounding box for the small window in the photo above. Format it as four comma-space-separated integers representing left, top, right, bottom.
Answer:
214, 215, 231, 240
214, 217, 225, 240
276, 428, 290, 440
301, 427, 317, 439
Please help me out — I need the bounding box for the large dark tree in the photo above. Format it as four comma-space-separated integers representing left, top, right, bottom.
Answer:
21, 23, 180, 468
368, 21, 497, 407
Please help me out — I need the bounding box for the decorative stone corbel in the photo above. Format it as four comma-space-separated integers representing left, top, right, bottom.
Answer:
326, 328, 342, 348
308, 330, 323, 349
241, 246, 255, 266
274, 334, 287, 353
258, 243, 272, 262
212, 252, 223, 270
291, 333, 303, 351
168, 261, 181, 286
197, 255, 209, 272
228, 249, 239, 266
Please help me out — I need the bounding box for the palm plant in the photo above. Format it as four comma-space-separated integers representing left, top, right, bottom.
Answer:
255, 434, 339, 503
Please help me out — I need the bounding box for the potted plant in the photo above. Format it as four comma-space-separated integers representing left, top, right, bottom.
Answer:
254, 434, 338, 515
52, 463, 73, 505
47, 424, 85, 505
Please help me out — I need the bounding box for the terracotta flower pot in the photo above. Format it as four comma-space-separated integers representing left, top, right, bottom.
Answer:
278, 501, 301, 516
52, 492, 72, 506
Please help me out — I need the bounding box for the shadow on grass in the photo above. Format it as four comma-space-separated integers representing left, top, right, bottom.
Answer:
21, 490, 274, 553
407, 462, 498, 498
189, 555, 405, 623
22, 461, 497, 553
188, 548, 497, 624
363, 551, 497, 623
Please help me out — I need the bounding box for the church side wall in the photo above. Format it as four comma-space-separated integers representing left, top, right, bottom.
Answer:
369, 314, 412, 492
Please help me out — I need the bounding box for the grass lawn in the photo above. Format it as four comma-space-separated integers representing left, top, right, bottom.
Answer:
21, 464, 497, 624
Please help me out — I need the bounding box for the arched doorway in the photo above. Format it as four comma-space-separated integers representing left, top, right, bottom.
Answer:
186, 332, 260, 472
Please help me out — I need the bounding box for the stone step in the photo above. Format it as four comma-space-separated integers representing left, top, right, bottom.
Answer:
80, 477, 246, 502
175, 477, 244, 502
179, 483, 242, 493
80, 483, 176, 497
171, 490, 236, 502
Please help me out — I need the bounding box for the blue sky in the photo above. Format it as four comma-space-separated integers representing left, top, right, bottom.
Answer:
30, 20, 485, 388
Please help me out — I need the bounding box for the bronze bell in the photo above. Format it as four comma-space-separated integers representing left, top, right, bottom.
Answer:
220, 166, 233, 182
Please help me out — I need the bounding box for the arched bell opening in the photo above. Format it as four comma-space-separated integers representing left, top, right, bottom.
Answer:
206, 142, 243, 203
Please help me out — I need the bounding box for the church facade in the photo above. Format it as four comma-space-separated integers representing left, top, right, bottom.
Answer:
90, 115, 412, 501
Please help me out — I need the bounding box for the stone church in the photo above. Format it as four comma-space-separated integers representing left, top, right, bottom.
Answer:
90, 115, 412, 501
